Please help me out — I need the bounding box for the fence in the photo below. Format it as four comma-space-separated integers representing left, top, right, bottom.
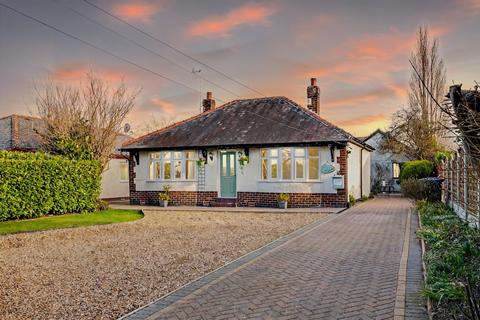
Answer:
442, 148, 480, 227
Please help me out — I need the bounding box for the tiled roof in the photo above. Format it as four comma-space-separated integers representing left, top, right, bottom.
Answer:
0, 114, 45, 151
123, 96, 373, 150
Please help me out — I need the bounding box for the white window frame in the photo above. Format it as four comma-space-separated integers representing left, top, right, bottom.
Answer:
260, 147, 321, 182
148, 151, 197, 181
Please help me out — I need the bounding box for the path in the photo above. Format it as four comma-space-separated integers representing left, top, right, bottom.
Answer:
122, 198, 428, 320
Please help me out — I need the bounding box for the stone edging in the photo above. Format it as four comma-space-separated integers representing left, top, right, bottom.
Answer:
118, 207, 350, 320
416, 208, 434, 320
394, 209, 411, 319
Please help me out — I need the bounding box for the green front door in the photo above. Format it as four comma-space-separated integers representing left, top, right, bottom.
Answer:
220, 151, 236, 198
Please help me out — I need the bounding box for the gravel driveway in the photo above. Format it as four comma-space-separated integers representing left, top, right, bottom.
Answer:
0, 210, 326, 319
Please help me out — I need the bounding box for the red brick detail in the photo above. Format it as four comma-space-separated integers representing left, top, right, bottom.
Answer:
128, 154, 136, 195
237, 192, 346, 208
130, 190, 218, 206
337, 146, 348, 203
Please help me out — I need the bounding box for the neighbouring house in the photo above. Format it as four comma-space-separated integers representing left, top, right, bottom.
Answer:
122, 78, 373, 208
361, 129, 410, 193
0, 114, 130, 200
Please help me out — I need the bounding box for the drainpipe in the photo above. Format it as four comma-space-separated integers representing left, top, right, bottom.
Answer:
360, 147, 363, 197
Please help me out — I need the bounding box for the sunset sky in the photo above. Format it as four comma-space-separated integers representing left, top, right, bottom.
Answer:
1, 0, 479, 136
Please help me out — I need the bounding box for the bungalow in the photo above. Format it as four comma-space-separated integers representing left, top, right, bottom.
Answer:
361, 129, 410, 193
0, 114, 130, 200
122, 79, 373, 208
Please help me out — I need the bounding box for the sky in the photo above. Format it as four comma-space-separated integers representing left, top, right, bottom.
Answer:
0, 0, 479, 137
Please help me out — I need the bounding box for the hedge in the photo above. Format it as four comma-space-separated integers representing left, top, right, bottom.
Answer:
0, 151, 101, 221
417, 201, 480, 319
399, 159, 433, 181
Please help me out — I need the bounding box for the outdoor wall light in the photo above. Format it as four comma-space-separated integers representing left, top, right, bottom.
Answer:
208, 151, 214, 162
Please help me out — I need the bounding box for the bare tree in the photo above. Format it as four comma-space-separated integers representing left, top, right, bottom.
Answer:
35, 73, 139, 170
134, 115, 176, 137
382, 26, 447, 160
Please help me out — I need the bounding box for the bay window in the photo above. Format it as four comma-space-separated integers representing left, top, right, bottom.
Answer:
261, 147, 321, 181
149, 151, 197, 180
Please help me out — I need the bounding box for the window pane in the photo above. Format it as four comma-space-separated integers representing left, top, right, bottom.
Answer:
262, 159, 268, 179
270, 149, 278, 157
309, 158, 319, 179
271, 159, 278, 179
163, 161, 171, 179
229, 154, 235, 176
155, 162, 161, 179
174, 160, 182, 179
120, 164, 129, 181
150, 153, 160, 159
282, 158, 292, 180
261, 149, 267, 158
149, 161, 154, 179
174, 151, 182, 159
185, 151, 195, 159
308, 147, 319, 157
221, 154, 227, 176
295, 148, 305, 157
296, 159, 304, 179
282, 148, 291, 159
393, 163, 400, 178
163, 152, 171, 159
186, 160, 195, 179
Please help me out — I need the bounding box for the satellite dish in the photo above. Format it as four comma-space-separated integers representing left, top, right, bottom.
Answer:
124, 123, 131, 134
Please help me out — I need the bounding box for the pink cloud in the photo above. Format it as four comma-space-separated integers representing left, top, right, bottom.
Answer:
151, 98, 175, 114
323, 84, 407, 109
112, 2, 162, 22
298, 26, 450, 85
456, 0, 480, 15
187, 3, 275, 38
51, 63, 127, 82
337, 113, 387, 127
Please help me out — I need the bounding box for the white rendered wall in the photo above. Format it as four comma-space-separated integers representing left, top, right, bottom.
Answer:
347, 143, 371, 199
100, 158, 130, 199
135, 146, 341, 195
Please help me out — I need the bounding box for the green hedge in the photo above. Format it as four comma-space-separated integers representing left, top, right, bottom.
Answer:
400, 160, 433, 181
0, 151, 101, 221
417, 201, 480, 319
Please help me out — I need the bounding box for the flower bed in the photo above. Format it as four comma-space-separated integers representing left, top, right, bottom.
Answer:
417, 201, 480, 319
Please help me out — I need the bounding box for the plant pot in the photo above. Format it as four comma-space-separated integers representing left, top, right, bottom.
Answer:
278, 201, 288, 209
159, 200, 169, 207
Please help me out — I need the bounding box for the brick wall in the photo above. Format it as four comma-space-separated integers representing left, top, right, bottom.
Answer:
237, 192, 346, 208
130, 190, 218, 206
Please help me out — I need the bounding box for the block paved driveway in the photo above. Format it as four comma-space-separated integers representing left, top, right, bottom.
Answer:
124, 198, 427, 320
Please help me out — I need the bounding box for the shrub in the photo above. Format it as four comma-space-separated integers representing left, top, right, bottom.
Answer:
417, 201, 480, 319
401, 178, 442, 202
96, 199, 110, 211
277, 193, 289, 202
349, 194, 356, 206
0, 151, 101, 221
400, 160, 434, 182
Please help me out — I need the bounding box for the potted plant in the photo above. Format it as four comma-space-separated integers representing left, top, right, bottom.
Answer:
196, 159, 205, 168
159, 185, 171, 207
238, 155, 249, 169
277, 193, 289, 209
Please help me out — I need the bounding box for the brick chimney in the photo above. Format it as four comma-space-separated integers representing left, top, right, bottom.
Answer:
202, 92, 216, 112
307, 78, 320, 114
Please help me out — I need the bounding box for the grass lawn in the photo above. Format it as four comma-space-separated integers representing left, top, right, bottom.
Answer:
0, 209, 143, 235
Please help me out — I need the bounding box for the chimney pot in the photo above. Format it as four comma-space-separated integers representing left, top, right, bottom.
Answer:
310, 77, 317, 86
206, 91, 213, 100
